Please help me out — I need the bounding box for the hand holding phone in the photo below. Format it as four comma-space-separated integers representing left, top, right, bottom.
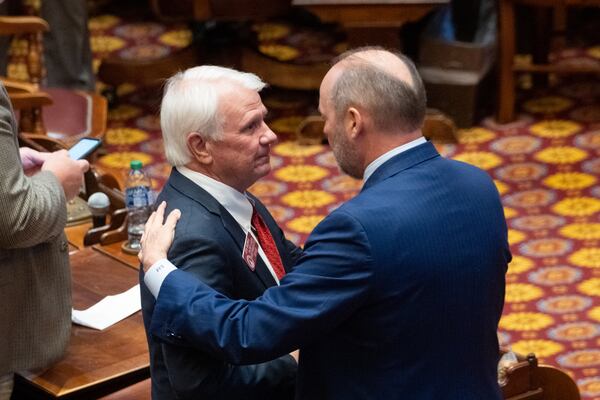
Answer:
68, 138, 102, 160
42, 150, 90, 200
20, 147, 50, 175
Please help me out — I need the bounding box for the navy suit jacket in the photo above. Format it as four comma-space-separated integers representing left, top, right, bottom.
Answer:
149, 142, 510, 399
140, 168, 301, 399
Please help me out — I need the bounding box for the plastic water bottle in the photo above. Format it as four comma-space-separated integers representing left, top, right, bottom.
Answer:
125, 160, 152, 250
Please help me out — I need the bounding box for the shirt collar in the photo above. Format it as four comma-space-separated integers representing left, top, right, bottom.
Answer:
363, 136, 427, 182
177, 166, 253, 232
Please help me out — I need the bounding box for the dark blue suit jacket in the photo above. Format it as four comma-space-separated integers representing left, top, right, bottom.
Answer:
140, 168, 301, 399
149, 142, 510, 399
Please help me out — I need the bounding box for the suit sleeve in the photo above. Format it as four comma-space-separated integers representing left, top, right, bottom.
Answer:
150, 210, 375, 364
162, 341, 296, 399
0, 84, 66, 249
280, 232, 303, 266
158, 210, 297, 398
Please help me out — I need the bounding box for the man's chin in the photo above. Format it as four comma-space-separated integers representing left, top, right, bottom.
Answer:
255, 156, 271, 167
255, 162, 272, 177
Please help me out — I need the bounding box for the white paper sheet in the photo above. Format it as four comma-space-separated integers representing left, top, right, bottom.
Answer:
72, 284, 141, 330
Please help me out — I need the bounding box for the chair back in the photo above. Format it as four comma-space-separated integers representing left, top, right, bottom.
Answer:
0, 13, 106, 147
0, 15, 49, 134
501, 352, 580, 400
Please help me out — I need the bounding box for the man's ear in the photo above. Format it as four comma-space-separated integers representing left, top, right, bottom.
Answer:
346, 107, 363, 139
186, 132, 212, 164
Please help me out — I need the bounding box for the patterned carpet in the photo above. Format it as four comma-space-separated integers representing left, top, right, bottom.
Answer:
10, 9, 600, 398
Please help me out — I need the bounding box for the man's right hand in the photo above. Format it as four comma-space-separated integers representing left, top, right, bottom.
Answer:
41, 150, 89, 200
139, 201, 181, 272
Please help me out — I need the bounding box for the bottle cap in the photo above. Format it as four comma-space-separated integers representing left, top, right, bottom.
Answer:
130, 160, 143, 170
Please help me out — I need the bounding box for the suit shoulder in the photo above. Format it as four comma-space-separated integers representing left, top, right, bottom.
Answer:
444, 157, 494, 180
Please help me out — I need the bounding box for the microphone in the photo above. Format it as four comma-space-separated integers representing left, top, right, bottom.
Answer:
87, 192, 110, 228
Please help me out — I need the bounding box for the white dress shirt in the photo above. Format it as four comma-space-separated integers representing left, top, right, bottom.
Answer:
144, 167, 281, 298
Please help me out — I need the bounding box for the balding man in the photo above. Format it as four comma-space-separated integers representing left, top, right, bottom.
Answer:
140, 47, 510, 399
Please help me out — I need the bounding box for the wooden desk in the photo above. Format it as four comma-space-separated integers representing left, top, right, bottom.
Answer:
93, 242, 140, 271
13, 248, 148, 399
293, 0, 448, 47
65, 220, 138, 269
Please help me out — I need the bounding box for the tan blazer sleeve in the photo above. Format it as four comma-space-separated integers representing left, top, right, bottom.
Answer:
0, 83, 67, 249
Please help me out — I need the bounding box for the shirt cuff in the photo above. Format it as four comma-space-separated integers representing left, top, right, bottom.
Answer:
144, 259, 177, 298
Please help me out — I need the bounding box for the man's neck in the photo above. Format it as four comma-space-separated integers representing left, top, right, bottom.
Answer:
362, 134, 427, 182
184, 160, 246, 193
362, 130, 423, 169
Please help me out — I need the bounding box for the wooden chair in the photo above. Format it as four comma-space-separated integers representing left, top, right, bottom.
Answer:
154, 0, 317, 88
500, 351, 580, 400
0, 14, 107, 147
96, 1, 202, 99
98, 0, 293, 95
497, 0, 600, 123
295, 109, 457, 145
0, 15, 49, 134
241, 46, 330, 91
98, 45, 199, 92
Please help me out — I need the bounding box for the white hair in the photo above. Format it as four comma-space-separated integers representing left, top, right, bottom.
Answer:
160, 65, 267, 166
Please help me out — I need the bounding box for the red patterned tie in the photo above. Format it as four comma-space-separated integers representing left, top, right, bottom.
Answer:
251, 207, 286, 280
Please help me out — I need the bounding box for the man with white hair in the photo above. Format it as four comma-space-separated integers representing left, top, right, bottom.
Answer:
142, 48, 510, 399
140, 66, 300, 400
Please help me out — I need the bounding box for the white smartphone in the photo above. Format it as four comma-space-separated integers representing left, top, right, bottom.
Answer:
68, 138, 102, 160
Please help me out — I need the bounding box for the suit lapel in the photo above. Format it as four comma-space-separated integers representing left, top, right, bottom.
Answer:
218, 208, 277, 288
169, 168, 277, 289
